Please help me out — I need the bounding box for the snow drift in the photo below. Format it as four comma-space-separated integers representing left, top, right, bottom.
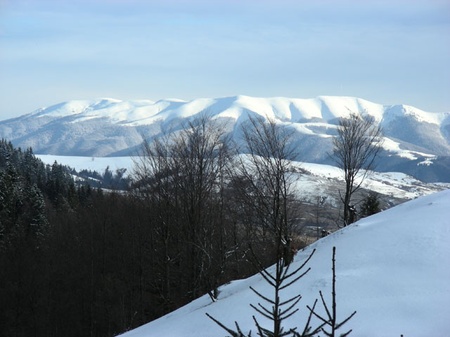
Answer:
118, 189, 450, 337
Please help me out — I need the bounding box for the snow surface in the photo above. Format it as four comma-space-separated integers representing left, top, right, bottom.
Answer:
117, 189, 450, 337
5, 95, 450, 162
36, 155, 134, 174
293, 162, 441, 200
28, 96, 449, 127
381, 138, 433, 160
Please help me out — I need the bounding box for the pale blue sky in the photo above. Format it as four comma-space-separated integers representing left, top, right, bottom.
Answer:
1, 0, 449, 120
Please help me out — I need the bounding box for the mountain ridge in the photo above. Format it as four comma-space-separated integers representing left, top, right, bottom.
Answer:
1, 95, 450, 182
10, 95, 450, 126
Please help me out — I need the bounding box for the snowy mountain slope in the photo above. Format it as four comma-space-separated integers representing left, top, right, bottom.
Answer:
2, 96, 450, 181
117, 189, 450, 337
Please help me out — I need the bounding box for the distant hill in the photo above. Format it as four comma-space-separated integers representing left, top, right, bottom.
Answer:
1, 95, 449, 182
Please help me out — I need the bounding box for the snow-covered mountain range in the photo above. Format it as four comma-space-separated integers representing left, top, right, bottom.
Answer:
1, 95, 450, 182
117, 189, 450, 337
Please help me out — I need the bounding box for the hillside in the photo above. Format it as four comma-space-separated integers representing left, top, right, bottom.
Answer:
35, 154, 449, 202
118, 189, 450, 337
2, 95, 450, 182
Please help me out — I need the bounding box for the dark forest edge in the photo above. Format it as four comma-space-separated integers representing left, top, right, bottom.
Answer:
0, 137, 295, 336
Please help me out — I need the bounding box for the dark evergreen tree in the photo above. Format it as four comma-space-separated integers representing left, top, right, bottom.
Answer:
103, 165, 113, 186
45, 161, 76, 209
0, 139, 14, 168
0, 161, 27, 250
25, 183, 48, 240
0, 141, 52, 336
359, 192, 381, 218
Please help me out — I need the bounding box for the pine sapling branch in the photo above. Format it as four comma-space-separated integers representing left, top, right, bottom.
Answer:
250, 302, 275, 321
278, 296, 301, 320
279, 267, 311, 291
250, 286, 276, 305
205, 313, 251, 337
281, 249, 315, 281
307, 246, 356, 337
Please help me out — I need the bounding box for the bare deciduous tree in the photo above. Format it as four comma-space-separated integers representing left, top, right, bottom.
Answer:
132, 115, 233, 305
236, 115, 301, 246
332, 113, 383, 226
215, 115, 308, 336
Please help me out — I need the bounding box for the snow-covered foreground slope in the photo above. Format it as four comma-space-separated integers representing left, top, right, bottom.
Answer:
118, 190, 450, 337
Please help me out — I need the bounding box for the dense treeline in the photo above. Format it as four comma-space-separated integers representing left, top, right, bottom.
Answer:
0, 139, 210, 336
0, 139, 185, 336
0, 115, 309, 337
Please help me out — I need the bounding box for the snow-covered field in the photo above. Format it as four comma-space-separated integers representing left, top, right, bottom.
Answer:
36, 155, 135, 174
118, 189, 450, 337
293, 162, 446, 200
36, 154, 448, 200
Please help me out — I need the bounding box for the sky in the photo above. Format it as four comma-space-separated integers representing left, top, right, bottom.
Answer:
0, 0, 449, 120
